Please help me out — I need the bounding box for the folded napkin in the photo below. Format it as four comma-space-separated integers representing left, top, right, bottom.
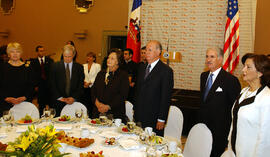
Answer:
54, 124, 72, 130
0, 133, 7, 138
99, 130, 122, 139
119, 138, 140, 150
80, 125, 100, 133
16, 126, 28, 133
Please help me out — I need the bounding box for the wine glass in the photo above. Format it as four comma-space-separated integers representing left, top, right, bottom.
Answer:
3, 110, 12, 132
50, 108, 56, 124
50, 108, 56, 119
3, 111, 11, 124
43, 108, 51, 118
75, 109, 83, 121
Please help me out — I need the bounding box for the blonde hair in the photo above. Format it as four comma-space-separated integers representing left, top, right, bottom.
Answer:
63, 44, 75, 55
7, 42, 23, 55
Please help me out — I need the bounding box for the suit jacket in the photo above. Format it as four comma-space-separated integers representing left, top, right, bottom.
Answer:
83, 63, 101, 88
134, 60, 174, 128
30, 56, 54, 84
226, 86, 270, 157
199, 68, 241, 157
50, 61, 84, 101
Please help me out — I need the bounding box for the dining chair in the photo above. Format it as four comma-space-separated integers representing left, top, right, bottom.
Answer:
10, 101, 40, 120
60, 102, 87, 118
183, 123, 213, 157
164, 105, 183, 145
125, 101, 134, 122
221, 149, 236, 157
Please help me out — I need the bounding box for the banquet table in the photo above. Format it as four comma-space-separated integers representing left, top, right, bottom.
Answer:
0, 120, 182, 157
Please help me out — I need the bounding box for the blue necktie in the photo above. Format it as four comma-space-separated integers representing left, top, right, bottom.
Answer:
204, 73, 213, 101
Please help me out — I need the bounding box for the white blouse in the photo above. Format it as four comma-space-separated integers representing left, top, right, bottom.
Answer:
227, 86, 270, 157
83, 63, 101, 88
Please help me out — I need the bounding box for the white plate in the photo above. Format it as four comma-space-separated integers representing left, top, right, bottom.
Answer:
53, 117, 75, 123
89, 119, 112, 127
16, 119, 38, 125
141, 136, 167, 146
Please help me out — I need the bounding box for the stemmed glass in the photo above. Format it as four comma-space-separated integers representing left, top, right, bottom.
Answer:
75, 109, 83, 121
3, 110, 14, 132
50, 108, 56, 123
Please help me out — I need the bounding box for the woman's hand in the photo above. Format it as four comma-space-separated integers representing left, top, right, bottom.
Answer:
84, 81, 91, 88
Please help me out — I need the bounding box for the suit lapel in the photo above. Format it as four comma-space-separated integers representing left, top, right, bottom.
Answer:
205, 68, 226, 101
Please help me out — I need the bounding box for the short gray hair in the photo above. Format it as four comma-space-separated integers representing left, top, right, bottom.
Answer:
207, 47, 223, 58
63, 44, 75, 55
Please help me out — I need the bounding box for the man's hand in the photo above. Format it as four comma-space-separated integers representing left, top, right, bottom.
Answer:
5, 97, 26, 105
156, 121, 165, 130
66, 97, 75, 104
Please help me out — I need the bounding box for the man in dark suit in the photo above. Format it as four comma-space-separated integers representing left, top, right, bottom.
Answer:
134, 40, 174, 136
31, 45, 54, 112
199, 48, 241, 157
122, 48, 138, 104
50, 45, 84, 116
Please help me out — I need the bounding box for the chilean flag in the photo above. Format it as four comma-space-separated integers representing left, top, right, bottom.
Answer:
126, 0, 142, 63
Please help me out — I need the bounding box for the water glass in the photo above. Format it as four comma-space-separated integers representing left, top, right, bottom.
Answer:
43, 108, 51, 119
75, 109, 83, 120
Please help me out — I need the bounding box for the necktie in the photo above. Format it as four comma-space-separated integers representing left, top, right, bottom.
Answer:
203, 73, 213, 101
65, 63, 71, 96
144, 64, 151, 80
40, 58, 46, 80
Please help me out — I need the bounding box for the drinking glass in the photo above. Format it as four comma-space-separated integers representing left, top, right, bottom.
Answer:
3, 111, 11, 124
43, 108, 51, 119
50, 108, 56, 119
75, 109, 83, 121
3, 110, 13, 132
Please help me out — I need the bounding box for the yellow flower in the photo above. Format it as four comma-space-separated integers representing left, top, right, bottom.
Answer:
15, 136, 33, 151
5, 145, 15, 152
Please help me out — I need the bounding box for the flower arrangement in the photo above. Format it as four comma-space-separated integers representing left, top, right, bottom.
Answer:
0, 125, 70, 157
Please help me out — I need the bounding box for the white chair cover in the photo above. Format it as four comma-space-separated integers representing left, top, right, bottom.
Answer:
221, 149, 236, 157
125, 101, 133, 122
60, 102, 87, 118
10, 101, 40, 120
164, 105, 183, 145
183, 123, 213, 157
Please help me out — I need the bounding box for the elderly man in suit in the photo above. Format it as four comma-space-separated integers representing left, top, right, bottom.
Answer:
199, 48, 241, 157
134, 40, 174, 136
50, 45, 84, 116
31, 45, 54, 112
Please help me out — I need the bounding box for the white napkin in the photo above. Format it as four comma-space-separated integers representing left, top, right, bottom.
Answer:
0, 133, 7, 138
54, 124, 72, 130
119, 138, 140, 150
16, 126, 28, 133
80, 125, 100, 133
99, 130, 122, 139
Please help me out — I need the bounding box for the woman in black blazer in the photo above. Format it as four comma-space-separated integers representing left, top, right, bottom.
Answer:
91, 50, 129, 122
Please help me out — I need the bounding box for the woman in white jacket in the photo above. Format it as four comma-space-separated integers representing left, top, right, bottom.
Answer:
82, 52, 101, 116
224, 54, 270, 157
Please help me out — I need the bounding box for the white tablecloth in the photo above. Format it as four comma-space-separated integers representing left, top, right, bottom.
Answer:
0, 121, 147, 157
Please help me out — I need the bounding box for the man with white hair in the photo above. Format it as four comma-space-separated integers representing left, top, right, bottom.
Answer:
198, 47, 241, 157
50, 45, 84, 116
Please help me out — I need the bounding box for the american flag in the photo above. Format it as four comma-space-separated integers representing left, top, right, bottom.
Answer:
126, 0, 142, 63
223, 0, 239, 73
